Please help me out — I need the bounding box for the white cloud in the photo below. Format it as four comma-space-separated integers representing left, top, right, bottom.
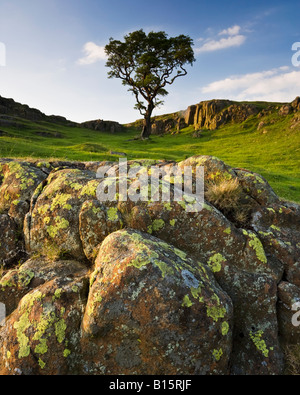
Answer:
195, 25, 246, 53
195, 34, 246, 53
201, 66, 300, 102
77, 42, 107, 65
219, 25, 241, 36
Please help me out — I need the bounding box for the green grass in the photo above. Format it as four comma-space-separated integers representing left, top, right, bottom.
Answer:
0, 110, 299, 203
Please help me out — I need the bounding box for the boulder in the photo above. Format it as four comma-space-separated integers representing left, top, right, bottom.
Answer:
0, 259, 89, 375
0, 155, 299, 375
279, 105, 293, 116
81, 229, 233, 375
291, 96, 300, 112
81, 119, 123, 133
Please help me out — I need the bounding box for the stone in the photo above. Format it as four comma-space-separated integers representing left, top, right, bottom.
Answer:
0, 155, 299, 375
0, 259, 89, 375
279, 104, 292, 116
81, 119, 123, 133
81, 229, 233, 375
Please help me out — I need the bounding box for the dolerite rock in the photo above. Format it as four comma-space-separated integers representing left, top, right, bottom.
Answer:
81, 119, 123, 133
0, 259, 88, 375
0, 155, 299, 375
81, 229, 233, 375
183, 100, 258, 130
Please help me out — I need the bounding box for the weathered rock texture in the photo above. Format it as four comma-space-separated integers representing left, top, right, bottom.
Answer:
81, 119, 124, 133
0, 96, 76, 126
0, 156, 299, 375
129, 97, 300, 135
183, 100, 258, 131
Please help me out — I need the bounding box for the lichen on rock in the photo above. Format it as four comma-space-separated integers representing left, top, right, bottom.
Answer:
0, 155, 299, 375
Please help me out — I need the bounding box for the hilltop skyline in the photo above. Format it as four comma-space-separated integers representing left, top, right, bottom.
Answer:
0, 0, 300, 124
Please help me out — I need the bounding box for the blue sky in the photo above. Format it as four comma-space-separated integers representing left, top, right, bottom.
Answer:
0, 0, 300, 123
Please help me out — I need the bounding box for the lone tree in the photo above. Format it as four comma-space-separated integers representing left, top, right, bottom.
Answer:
105, 29, 195, 138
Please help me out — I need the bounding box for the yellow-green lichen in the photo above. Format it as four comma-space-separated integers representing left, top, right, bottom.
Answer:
182, 294, 193, 307
106, 207, 119, 221
55, 318, 67, 344
38, 358, 46, 369
50, 193, 72, 211
153, 259, 175, 278
152, 219, 165, 232
63, 349, 71, 358
190, 285, 204, 303
18, 269, 35, 287
173, 247, 187, 261
207, 253, 226, 273
47, 216, 70, 238
249, 330, 269, 358
13, 310, 31, 358
87, 290, 103, 317
270, 224, 281, 232
267, 208, 275, 213
163, 202, 172, 211
258, 230, 274, 237
38, 205, 49, 215
221, 321, 229, 336
243, 230, 267, 264
13, 290, 44, 359
147, 225, 153, 234
201, 203, 213, 212
169, 219, 176, 227
212, 348, 223, 361
206, 305, 227, 322
79, 180, 99, 197
52, 288, 62, 301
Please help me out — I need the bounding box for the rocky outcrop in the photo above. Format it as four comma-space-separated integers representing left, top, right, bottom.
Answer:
0, 96, 76, 126
183, 100, 259, 130
0, 156, 299, 375
81, 119, 124, 133
142, 97, 300, 134
138, 99, 259, 134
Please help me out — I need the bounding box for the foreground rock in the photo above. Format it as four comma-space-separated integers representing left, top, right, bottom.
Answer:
0, 155, 299, 375
81, 229, 233, 375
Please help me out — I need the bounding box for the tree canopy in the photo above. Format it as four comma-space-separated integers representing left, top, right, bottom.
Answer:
105, 29, 195, 138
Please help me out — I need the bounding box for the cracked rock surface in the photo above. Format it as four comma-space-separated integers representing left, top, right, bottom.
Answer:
0, 156, 299, 375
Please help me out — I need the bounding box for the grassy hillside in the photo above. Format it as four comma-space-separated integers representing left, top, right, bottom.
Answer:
0, 108, 299, 203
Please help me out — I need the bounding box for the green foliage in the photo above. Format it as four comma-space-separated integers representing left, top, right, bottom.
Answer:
105, 29, 195, 137
105, 30, 195, 114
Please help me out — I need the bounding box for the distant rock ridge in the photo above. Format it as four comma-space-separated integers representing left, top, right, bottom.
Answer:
0, 96, 123, 132
183, 99, 259, 130
0, 96, 76, 126
129, 97, 300, 135
81, 119, 124, 133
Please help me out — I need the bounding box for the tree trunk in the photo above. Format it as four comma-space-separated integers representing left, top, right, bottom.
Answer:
140, 104, 153, 139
